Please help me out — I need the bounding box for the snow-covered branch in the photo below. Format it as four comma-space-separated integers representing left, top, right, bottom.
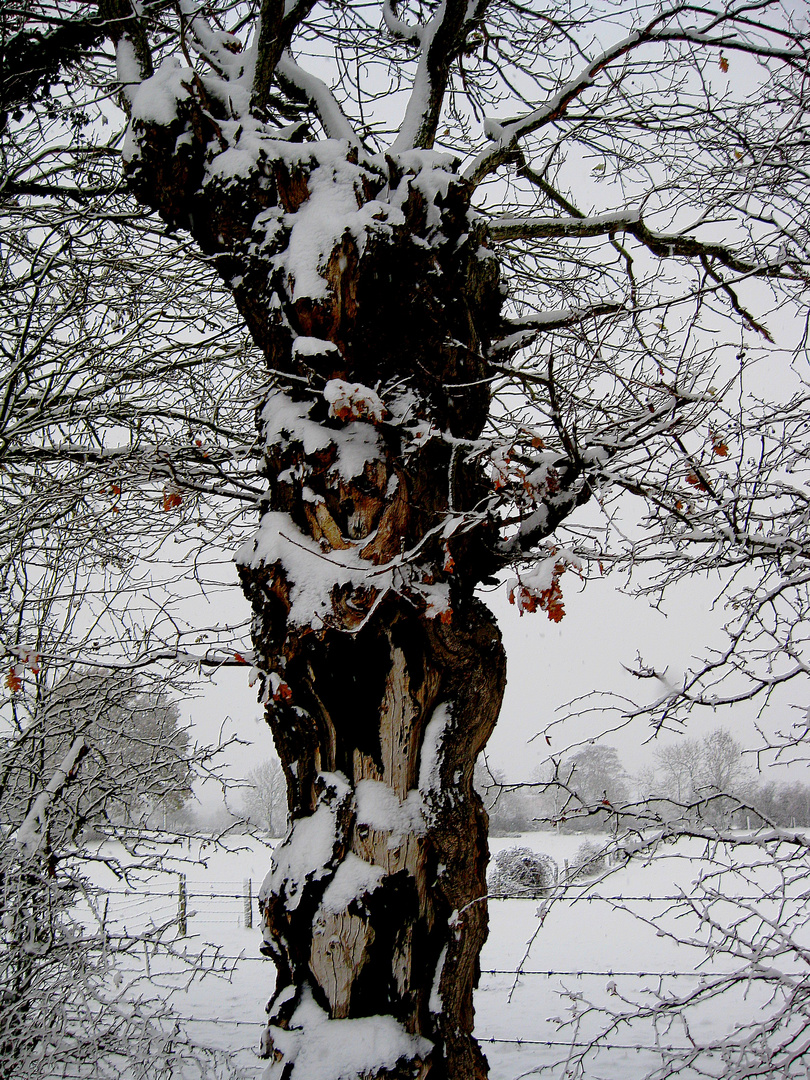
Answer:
14, 737, 87, 857
490, 211, 799, 278
276, 52, 362, 144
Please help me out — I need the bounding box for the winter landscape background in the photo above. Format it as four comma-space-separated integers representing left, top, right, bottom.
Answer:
77, 827, 808, 1080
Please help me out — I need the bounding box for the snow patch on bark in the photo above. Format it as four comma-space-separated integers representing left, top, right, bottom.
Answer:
419, 702, 453, 798
262, 393, 333, 456
237, 511, 389, 624
261, 390, 383, 481
420, 581, 451, 621
319, 852, 384, 914
237, 510, 452, 627
281, 154, 372, 300
260, 772, 351, 911
331, 424, 383, 482
429, 945, 448, 1014
262, 989, 431, 1080
129, 58, 193, 127
114, 38, 141, 104
388, 150, 456, 231
355, 779, 426, 839
293, 336, 340, 358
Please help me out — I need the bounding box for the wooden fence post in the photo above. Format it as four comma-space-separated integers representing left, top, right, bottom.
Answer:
244, 878, 253, 929
178, 873, 187, 937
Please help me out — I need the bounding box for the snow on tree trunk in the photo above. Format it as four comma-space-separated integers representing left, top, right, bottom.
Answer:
250, 604, 505, 1080
125, 87, 506, 1080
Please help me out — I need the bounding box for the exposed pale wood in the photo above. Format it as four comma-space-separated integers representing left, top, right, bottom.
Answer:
311, 910, 374, 1018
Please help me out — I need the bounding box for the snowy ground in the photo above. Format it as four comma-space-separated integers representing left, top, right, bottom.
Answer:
81, 830, 809, 1079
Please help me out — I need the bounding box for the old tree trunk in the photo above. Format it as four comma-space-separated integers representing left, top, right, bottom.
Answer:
126, 80, 513, 1080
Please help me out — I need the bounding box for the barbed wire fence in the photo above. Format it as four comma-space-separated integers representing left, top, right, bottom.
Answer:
84, 875, 796, 1075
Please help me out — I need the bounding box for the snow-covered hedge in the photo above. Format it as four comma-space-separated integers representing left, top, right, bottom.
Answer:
487, 847, 558, 898
571, 839, 609, 878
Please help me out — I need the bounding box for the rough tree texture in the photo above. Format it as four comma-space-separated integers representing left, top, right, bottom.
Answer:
126, 82, 507, 1078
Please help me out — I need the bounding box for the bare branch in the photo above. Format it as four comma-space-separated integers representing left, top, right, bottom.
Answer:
251, 0, 316, 112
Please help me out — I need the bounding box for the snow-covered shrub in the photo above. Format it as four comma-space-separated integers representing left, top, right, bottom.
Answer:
571, 839, 608, 878
488, 847, 558, 898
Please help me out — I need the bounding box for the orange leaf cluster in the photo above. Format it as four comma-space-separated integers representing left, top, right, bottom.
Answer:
686, 472, 709, 491
508, 563, 568, 622
273, 681, 293, 703
5, 668, 23, 693
541, 580, 566, 623
162, 490, 183, 511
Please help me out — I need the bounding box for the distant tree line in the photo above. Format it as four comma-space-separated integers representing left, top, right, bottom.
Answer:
476, 729, 810, 835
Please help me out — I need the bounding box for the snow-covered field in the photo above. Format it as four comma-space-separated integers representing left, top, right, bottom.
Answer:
83, 830, 810, 1079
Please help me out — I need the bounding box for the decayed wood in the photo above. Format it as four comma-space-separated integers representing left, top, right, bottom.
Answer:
311, 909, 374, 1018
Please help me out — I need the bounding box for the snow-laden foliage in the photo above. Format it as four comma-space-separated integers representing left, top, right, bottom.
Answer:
570, 839, 610, 880
488, 847, 559, 898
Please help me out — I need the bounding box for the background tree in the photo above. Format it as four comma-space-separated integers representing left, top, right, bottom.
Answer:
565, 745, 628, 808
700, 728, 749, 795
750, 779, 810, 829
3, 2, 810, 1079
653, 739, 705, 805
0, 655, 240, 1078
651, 727, 749, 825
244, 756, 287, 837
474, 757, 533, 836
557, 745, 629, 831
41, 669, 192, 826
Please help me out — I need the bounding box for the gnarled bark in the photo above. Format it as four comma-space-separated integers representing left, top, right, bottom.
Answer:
125, 79, 507, 1080
244, 597, 505, 1080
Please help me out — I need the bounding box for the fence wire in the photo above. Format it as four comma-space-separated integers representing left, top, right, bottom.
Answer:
84, 878, 806, 1066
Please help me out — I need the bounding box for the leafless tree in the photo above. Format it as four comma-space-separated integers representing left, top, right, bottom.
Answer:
474, 757, 535, 835
650, 727, 750, 822
0, 649, 244, 1077
244, 756, 288, 836
654, 739, 706, 804
3, 1, 810, 1078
